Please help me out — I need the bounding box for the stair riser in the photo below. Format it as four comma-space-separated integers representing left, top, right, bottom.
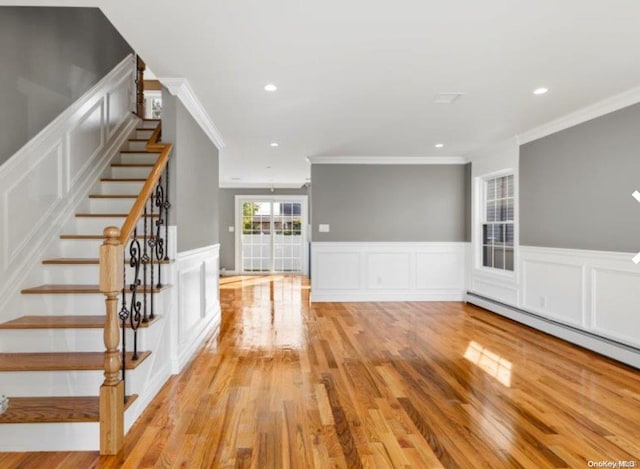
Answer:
139, 121, 159, 130
89, 198, 136, 213
99, 181, 145, 195
74, 216, 149, 234
42, 263, 169, 284
110, 166, 153, 179
1, 371, 103, 397
57, 238, 150, 257
135, 129, 154, 139
0, 423, 100, 451
21, 290, 170, 316
0, 356, 154, 397
126, 140, 148, 151
0, 327, 150, 353
118, 153, 160, 165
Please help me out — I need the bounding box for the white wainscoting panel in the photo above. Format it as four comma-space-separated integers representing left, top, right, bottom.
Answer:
517, 246, 640, 349
311, 242, 466, 302
521, 258, 585, 328
174, 244, 221, 372
591, 266, 640, 349
0, 54, 136, 322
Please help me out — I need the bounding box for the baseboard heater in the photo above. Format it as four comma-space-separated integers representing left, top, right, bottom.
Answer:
466, 291, 640, 368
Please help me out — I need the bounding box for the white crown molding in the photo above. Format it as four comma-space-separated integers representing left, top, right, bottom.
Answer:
158, 77, 225, 149
219, 181, 305, 189
518, 84, 640, 145
306, 156, 467, 165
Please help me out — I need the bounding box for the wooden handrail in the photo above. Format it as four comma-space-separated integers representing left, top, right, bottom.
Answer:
100, 120, 172, 454
118, 140, 172, 244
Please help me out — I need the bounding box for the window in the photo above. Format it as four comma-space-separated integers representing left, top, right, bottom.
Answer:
482, 174, 514, 271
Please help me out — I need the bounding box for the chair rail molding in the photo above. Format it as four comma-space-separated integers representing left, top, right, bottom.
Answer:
157, 77, 225, 150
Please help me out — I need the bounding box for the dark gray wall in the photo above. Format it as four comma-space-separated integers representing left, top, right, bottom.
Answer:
175, 102, 219, 252
311, 164, 468, 242
219, 187, 309, 271
520, 103, 640, 252
0, 7, 132, 165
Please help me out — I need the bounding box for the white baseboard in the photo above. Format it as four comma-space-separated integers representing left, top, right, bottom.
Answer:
467, 293, 640, 369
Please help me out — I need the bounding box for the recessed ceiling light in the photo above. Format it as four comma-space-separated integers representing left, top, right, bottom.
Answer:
264, 83, 278, 92
435, 143, 444, 148
533, 87, 548, 95
270, 142, 279, 147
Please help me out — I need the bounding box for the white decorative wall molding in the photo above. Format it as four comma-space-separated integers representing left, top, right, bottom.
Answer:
311, 242, 466, 302
173, 244, 221, 373
0, 55, 137, 320
307, 156, 466, 165
158, 77, 225, 150
518, 84, 640, 144
470, 245, 640, 355
219, 181, 305, 189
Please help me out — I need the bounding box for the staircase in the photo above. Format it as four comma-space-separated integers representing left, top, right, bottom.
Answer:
0, 119, 172, 452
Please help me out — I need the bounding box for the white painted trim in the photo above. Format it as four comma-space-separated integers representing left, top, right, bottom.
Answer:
0, 54, 137, 321
158, 77, 225, 149
219, 181, 305, 189
467, 294, 640, 370
307, 156, 467, 165
176, 243, 221, 261
518, 84, 640, 144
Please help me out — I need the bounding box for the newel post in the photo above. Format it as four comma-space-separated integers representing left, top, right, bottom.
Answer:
99, 226, 125, 455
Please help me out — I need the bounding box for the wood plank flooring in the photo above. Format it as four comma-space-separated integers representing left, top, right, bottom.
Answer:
1, 275, 639, 468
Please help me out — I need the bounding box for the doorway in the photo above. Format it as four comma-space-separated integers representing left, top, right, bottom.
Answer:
234, 196, 308, 274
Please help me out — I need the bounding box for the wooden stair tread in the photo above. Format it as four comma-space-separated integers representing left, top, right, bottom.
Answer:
21, 284, 170, 294
75, 213, 160, 218
111, 163, 154, 168
89, 194, 139, 199
0, 315, 158, 330
42, 258, 171, 265
119, 150, 160, 154
0, 395, 138, 423
128, 138, 149, 142
100, 178, 147, 182
0, 351, 151, 371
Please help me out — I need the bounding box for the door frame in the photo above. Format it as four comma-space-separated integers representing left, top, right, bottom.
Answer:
234, 195, 309, 275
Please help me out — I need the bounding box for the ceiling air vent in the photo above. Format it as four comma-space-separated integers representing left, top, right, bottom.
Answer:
433, 92, 465, 104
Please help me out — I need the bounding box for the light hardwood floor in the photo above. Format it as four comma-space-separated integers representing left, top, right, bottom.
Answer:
1, 275, 639, 468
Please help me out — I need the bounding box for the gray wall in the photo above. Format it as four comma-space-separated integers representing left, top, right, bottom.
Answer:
0, 7, 132, 165
219, 187, 309, 271
311, 164, 468, 242
175, 102, 219, 252
161, 89, 220, 253
520, 103, 640, 252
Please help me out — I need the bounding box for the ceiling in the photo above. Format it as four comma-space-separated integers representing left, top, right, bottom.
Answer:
5, 0, 640, 186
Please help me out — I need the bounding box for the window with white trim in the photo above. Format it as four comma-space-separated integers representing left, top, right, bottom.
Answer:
482, 174, 514, 271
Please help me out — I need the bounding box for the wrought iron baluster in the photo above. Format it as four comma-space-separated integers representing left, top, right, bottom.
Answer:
128, 228, 142, 361
149, 192, 156, 321
154, 177, 166, 289
142, 200, 149, 323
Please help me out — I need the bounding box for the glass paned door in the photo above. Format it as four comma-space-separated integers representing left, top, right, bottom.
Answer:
237, 197, 307, 273
241, 201, 272, 272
